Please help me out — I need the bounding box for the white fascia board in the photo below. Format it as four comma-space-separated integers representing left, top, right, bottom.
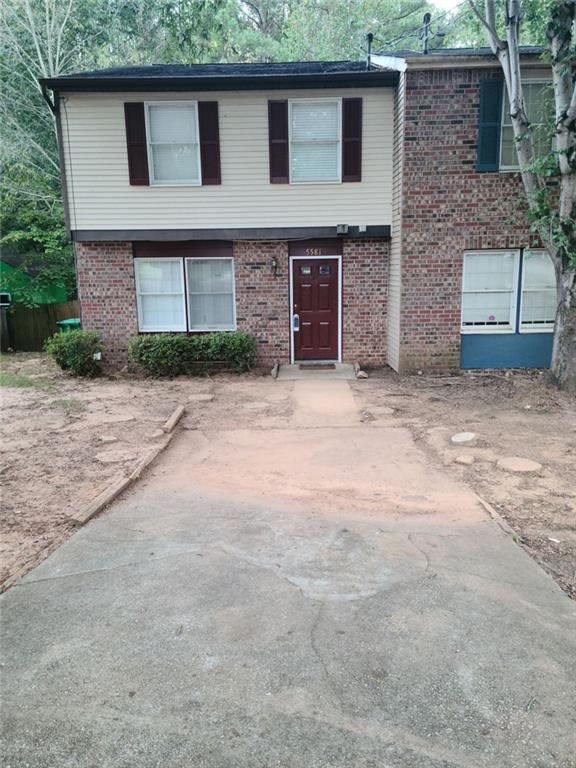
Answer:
371, 55, 407, 72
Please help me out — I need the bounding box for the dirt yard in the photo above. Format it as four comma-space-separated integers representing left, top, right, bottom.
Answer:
353, 369, 576, 599
1, 353, 574, 597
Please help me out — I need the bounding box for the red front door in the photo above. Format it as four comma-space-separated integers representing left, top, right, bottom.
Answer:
292, 258, 339, 361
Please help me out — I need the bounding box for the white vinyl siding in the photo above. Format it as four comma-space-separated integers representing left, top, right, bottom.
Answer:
186, 258, 236, 331
289, 99, 341, 183
146, 102, 200, 185
500, 82, 552, 170
520, 250, 556, 331
60, 88, 393, 231
135, 258, 186, 331
461, 251, 519, 333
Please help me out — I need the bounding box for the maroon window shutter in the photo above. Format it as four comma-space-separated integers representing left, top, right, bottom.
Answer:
342, 98, 362, 182
124, 103, 149, 185
268, 100, 289, 183
198, 101, 221, 185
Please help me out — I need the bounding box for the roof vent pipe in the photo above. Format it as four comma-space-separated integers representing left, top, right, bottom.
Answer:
366, 32, 373, 69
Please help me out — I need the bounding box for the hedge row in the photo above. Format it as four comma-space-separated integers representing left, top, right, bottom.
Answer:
45, 330, 258, 378
128, 332, 257, 376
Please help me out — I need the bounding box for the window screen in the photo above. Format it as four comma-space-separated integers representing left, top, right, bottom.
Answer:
461, 251, 518, 331
290, 101, 340, 182
186, 258, 235, 330
500, 83, 553, 168
147, 103, 200, 184
135, 259, 186, 331
521, 250, 556, 329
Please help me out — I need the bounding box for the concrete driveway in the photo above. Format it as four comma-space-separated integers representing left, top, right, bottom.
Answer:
2, 379, 575, 768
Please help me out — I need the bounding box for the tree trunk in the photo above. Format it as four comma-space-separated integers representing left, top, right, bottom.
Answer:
550, 265, 576, 392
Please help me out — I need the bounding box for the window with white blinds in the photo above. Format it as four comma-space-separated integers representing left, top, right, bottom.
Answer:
135, 258, 186, 331
520, 250, 556, 330
289, 100, 341, 183
186, 258, 236, 331
461, 251, 519, 332
146, 102, 200, 185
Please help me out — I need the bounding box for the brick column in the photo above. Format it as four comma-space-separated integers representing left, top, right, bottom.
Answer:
233, 241, 290, 366
342, 238, 389, 366
75, 241, 137, 368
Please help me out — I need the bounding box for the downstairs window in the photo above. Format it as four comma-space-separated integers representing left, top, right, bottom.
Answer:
461, 249, 556, 335
134, 257, 236, 333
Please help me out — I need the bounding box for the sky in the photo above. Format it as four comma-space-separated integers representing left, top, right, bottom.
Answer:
432, 0, 465, 10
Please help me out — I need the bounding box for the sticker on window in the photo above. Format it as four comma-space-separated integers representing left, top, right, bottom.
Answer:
319, 265, 331, 275
300, 266, 312, 275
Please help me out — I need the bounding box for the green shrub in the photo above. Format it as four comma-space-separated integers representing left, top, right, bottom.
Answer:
129, 331, 257, 377
45, 330, 103, 377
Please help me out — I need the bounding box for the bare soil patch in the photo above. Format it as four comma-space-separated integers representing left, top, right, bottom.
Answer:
353, 368, 576, 598
2, 354, 574, 599
0, 353, 216, 588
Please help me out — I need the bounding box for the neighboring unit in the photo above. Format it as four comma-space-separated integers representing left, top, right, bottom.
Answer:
41, 47, 554, 371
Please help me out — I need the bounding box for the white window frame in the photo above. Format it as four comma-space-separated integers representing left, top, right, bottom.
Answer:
134, 257, 187, 332
144, 101, 201, 186
519, 249, 556, 334
185, 257, 237, 332
288, 97, 342, 185
461, 250, 520, 335
499, 80, 550, 172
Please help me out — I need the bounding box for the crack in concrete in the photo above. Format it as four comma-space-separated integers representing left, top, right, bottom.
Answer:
14, 547, 201, 587
308, 602, 347, 710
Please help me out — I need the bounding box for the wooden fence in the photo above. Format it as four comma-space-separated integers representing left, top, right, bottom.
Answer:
1, 300, 80, 352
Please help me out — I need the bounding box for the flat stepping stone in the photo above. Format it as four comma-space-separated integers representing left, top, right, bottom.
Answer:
96, 414, 136, 424
497, 456, 542, 473
451, 432, 476, 444
99, 435, 118, 444
188, 393, 214, 403
95, 449, 137, 465
146, 429, 165, 440
454, 454, 475, 466
242, 402, 269, 411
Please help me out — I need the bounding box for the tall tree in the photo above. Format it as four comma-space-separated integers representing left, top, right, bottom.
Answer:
467, 0, 576, 390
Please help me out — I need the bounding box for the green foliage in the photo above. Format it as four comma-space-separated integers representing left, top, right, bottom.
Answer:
129, 332, 257, 376
0, 370, 54, 389
45, 330, 103, 377
0, 195, 75, 307
447, 0, 554, 48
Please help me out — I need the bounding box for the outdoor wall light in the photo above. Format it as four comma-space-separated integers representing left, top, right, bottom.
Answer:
271, 257, 278, 276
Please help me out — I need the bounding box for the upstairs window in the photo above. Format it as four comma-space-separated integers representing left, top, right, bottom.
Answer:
520, 250, 556, 331
289, 100, 341, 183
461, 251, 519, 332
500, 82, 553, 169
146, 102, 201, 185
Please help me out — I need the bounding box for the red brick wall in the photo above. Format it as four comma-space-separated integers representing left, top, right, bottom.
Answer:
75, 237, 389, 369
343, 238, 389, 365
234, 240, 290, 365
398, 68, 538, 372
75, 241, 137, 368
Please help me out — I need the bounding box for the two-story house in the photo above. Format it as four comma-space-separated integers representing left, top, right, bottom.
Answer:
40, 47, 554, 372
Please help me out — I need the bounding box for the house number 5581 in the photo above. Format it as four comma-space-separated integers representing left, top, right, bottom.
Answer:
305, 248, 323, 256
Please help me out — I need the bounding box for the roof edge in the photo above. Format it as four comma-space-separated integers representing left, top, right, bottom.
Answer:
40, 70, 399, 93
